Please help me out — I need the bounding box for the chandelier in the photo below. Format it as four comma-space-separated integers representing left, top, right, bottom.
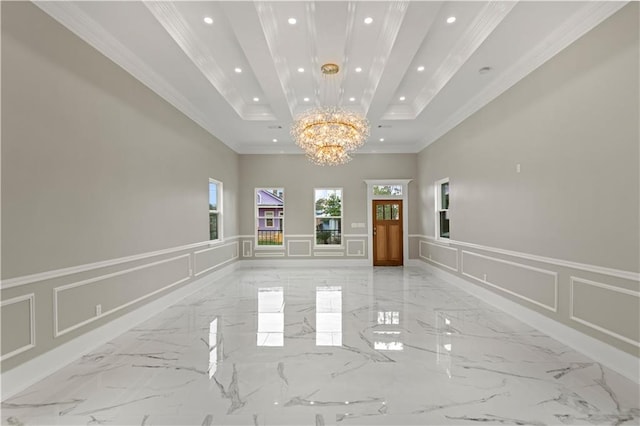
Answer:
291, 63, 370, 166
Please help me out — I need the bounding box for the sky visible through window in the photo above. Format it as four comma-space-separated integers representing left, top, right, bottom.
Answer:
209, 182, 218, 210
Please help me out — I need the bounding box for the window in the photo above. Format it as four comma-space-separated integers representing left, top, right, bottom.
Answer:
256, 188, 284, 246
209, 179, 222, 241
435, 178, 449, 239
315, 188, 342, 246
373, 184, 403, 196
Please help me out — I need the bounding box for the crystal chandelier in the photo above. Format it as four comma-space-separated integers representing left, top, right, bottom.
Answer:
291, 64, 370, 166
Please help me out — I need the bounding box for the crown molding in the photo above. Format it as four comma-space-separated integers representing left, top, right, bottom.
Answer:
143, 2, 276, 122
416, 1, 628, 151
32, 1, 243, 151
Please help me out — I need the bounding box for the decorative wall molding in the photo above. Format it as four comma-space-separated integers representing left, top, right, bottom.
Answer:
419, 240, 459, 272
287, 240, 312, 257
1, 263, 239, 401
346, 239, 366, 257
53, 254, 191, 338
570, 276, 640, 348
0, 294, 36, 362
461, 250, 558, 312
243, 241, 253, 257
408, 260, 639, 384
194, 241, 239, 276
1, 237, 241, 290
313, 251, 345, 257
254, 252, 286, 257
239, 259, 369, 268
410, 235, 639, 282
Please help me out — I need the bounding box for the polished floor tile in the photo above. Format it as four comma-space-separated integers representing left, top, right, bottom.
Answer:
2, 266, 639, 425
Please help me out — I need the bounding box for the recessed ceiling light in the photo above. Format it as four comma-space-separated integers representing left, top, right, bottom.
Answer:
379, 138, 385, 142
288, 17, 297, 25
272, 139, 278, 143
399, 96, 406, 101
355, 67, 362, 73
479, 66, 492, 74
417, 65, 425, 72
204, 16, 213, 25
303, 97, 310, 102
234, 67, 242, 73
364, 17, 373, 24
349, 97, 355, 102
447, 16, 456, 24
298, 67, 305, 73
253, 97, 259, 102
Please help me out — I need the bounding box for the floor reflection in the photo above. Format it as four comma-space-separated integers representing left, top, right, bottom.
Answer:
257, 287, 284, 346
316, 286, 342, 346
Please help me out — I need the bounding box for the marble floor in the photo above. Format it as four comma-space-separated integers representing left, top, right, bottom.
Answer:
2, 266, 639, 426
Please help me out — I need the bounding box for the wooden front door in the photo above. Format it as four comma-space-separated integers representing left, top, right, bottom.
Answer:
373, 200, 403, 266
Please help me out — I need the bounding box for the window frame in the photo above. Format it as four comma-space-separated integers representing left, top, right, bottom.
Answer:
314, 187, 344, 248
209, 178, 223, 242
435, 178, 450, 240
255, 187, 285, 248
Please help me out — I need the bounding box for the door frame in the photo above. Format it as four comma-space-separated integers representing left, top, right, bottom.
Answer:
364, 179, 412, 266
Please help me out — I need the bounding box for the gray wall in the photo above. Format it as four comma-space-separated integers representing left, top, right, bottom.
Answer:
238, 154, 417, 259
1, 2, 240, 371
413, 3, 639, 356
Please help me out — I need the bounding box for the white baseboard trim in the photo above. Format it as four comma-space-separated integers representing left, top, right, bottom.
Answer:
1, 262, 239, 401
239, 259, 370, 268
407, 259, 640, 384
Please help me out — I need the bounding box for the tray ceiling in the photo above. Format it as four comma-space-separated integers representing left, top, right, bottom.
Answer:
34, 1, 626, 154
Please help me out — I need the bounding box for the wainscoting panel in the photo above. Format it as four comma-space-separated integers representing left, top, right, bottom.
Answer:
571, 277, 640, 347
462, 251, 558, 312
194, 242, 239, 276
243, 241, 253, 258
313, 251, 345, 257
0, 294, 35, 361
55, 255, 191, 337
346, 239, 366, 257
419, 241, 458, 271
287, 240, 312, 257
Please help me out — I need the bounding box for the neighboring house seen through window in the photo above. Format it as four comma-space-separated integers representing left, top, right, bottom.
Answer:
256, 188, 284, 246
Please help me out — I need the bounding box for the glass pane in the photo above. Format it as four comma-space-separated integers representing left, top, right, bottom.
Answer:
209, 182, 218, 210
373, 185, 402, 195
441, 182, 449, 210
315, 189, 342, 217
209, 213, 218, 240
257, 188, 284, 246
376, 205, 384, 220
439, 211, 450, 238
316, 218, 341, 245
391, 204, 399, 220
384, 204, 391, 219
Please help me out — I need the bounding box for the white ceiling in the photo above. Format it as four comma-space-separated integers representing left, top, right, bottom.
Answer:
34, 1, 626, 155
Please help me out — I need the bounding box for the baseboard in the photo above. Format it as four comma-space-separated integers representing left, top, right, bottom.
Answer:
238, 259, 371, 268
407, 259, 640, 384
0, 262, 238, 401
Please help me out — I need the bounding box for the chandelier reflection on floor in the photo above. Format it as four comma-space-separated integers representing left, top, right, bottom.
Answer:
290, 63, 370, 166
